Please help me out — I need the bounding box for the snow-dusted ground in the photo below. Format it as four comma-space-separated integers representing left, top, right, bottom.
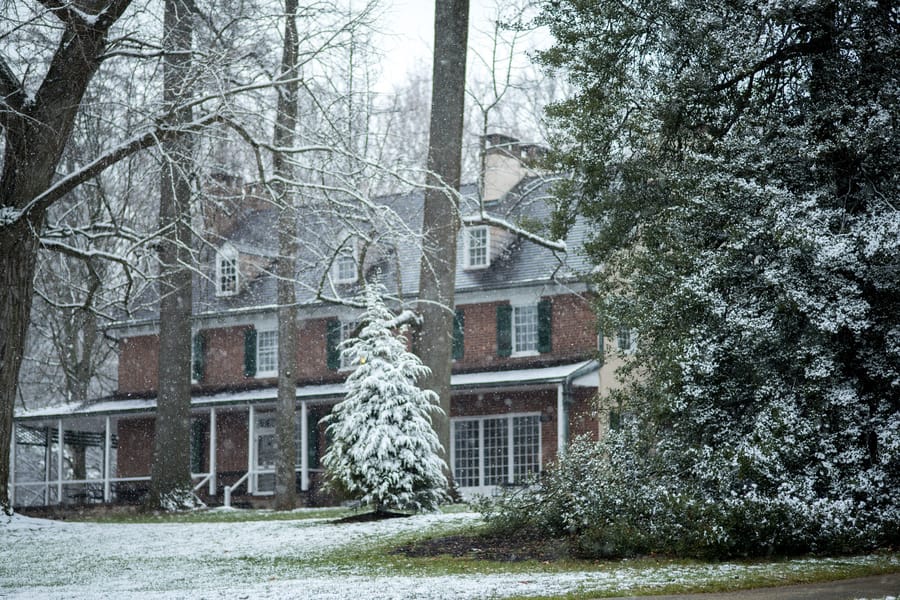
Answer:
1, 510, 897, 599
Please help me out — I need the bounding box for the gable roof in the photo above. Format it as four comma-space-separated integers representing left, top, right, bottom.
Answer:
120, 173, 592, 326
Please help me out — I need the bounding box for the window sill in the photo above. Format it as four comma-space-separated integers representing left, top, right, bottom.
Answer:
255, 371, 277, 379
510, 350, 539, 358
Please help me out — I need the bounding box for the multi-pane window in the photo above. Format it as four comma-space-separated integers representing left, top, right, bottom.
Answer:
465, 226, 489, 269
513, 305, 538, 354
216, 246, 238, 296
333, 247, 357, 284
483, 418, 508, 486
453, 420, 480, 488
617, 328, 636, 354
451, 414, 541, 490
256, 330, 278, 376
512, 416, 541, 482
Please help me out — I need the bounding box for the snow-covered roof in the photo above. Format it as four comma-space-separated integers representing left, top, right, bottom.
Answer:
14, 361, 598, 421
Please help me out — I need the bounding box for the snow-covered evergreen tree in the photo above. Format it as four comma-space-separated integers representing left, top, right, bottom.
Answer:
484, 0, 900, 556
323, 284, 448, 513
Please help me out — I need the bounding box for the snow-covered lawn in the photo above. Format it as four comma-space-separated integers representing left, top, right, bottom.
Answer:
2, 510, 898, 599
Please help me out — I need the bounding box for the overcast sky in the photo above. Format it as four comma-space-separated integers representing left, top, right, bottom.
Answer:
372, 0, 548, 93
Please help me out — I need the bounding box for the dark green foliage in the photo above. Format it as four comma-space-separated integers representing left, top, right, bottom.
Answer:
494, 0, 900, 557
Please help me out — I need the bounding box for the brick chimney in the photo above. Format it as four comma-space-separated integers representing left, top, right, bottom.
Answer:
481, 133, 548, 203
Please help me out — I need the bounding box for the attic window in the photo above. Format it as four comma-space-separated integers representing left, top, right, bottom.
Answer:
216, 245, 238, 296
464, 226, 489, 269
333, 247, 357, 284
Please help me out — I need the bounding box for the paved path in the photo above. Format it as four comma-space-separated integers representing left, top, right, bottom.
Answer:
605, 573, 900, 599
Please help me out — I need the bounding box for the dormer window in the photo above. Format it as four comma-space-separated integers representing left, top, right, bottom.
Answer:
332, 235, 358, 284
464, 226, 489, 269
333, 247, 357, 284
216, 244, 238, 296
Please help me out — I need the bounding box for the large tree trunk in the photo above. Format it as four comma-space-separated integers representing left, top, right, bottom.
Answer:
0, 2, 131, 515
0, 228, 40, 514
273, 0, 301, 511
148, 0, 195, 510
414, 0, 469, 476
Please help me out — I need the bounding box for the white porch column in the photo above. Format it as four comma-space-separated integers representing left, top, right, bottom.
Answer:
300, 401, 309, 492
247, 404, 255, 494
8, 422, 15, 507
208, 408, 217, 496
557, 383, 566, 456
43, 426, 51, 505
103, 416, 112, 502
56, 419, 64, 504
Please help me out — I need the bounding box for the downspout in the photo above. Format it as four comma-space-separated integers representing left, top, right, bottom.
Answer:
559, 360, 599, 456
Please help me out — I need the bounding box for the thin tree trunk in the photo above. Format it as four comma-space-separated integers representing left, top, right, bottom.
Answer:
149, 0, 195, 510
414, 0, 469, 476
273, 0, 300, 511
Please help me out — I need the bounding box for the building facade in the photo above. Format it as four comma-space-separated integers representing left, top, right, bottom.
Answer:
10, 136, 625, 508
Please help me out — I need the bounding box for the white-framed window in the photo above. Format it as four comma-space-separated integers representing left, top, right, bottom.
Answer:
450, 413, 541, 493
216, 244, 238, 296
339, 320, 359, 370
617, 328, 636, 354
256, 329, 278, 376
332, 245, 357, 284
512, 304, 539, 355
464, 226, 489, 269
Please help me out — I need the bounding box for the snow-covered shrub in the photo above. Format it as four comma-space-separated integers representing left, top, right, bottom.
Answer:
482, 426, 900, 558
322, 284, 448, 513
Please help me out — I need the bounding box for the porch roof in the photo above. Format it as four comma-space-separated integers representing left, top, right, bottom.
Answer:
14, 360, 598, 422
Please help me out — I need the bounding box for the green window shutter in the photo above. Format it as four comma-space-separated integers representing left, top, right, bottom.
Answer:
190, 419, 204, 473
243, 328, 257, 377
537, 298, 552, 354
452, 309, 465, 360
326, 319, 341, 371
192, 331, 206, 382
496, 304, 512, 357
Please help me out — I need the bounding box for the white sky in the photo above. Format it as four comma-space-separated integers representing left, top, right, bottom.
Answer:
371, 0, 548, 93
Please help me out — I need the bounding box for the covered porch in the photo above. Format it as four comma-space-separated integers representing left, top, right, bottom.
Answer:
10, 360, 600, 508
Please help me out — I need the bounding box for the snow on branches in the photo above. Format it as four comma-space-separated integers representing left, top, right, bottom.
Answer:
322, 283, 447, 513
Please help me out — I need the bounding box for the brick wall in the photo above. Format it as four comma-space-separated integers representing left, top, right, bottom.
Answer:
116, 293, 597, 395
216, 409, 248, 472
454, 294, 597, 372
202, 326, 252, 388
118, 336, 159, 395
295, 318, 330, 380
117, 417, 154, 477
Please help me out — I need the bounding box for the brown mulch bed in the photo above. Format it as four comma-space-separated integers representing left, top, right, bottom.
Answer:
393, 529, 571, 562
333, 510, 412, 524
